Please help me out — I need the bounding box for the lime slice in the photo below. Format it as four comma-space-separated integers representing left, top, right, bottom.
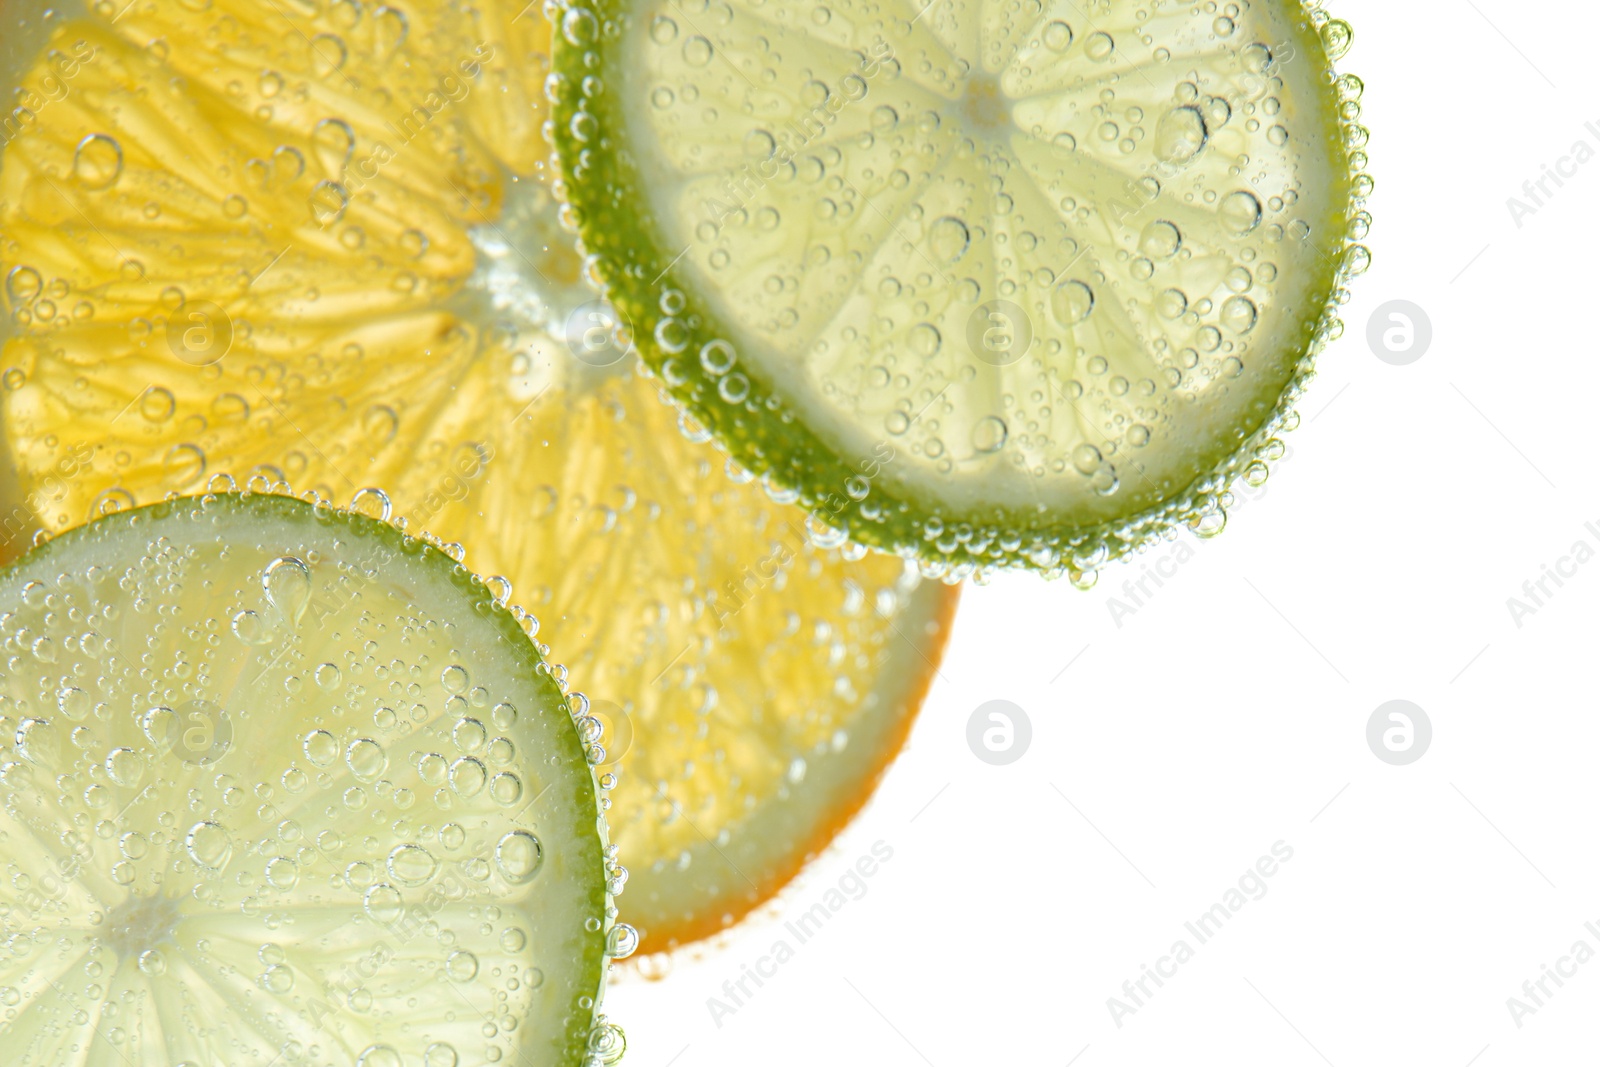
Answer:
0, 0, 958, 954
551, 0, 1372, 580
0, 491, 627, 1066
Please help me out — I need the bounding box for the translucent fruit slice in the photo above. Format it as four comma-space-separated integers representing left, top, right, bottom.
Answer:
551, 0, 1372, 579
0, 0, 959, 953
0, 491, 626, 1066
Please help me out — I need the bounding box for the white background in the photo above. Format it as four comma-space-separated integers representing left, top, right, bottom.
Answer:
606, 1, 1600, 1064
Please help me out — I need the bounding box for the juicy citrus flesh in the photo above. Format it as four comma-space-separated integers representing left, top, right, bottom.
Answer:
0, 492, 623, 1067
0, 0, 959, 952
551, 0, 1372, 579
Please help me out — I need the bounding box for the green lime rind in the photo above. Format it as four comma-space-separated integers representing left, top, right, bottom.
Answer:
550, 1, 1372, 583
0, 488, 627, 1067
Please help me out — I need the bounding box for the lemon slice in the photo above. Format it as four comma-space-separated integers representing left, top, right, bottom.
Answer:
0, 491, 626, 1066
0, 0, 958, 953
550, 0, 1372, 580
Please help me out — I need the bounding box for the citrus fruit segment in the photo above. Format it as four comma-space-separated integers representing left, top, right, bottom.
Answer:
0, 491, 625, 1066
0, 0, 959, 953
550, 0, 1372, 579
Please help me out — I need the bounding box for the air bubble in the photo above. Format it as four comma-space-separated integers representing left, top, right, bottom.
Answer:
417, 752, 448, 785
140, 387, 176, 422
699, 340, 736, 376
363, 884, 403, 924
387, 844, 437, 886
58, 686, 90, 720
356, 1044, 403, 1067
1221, 295, 1258, 333
606, 923, 639, 959
309, 180, 349, 226
441, 665, 469, 693
1071, 444, 1103, 475
7, 266, 43, 304
424, 1045, 459, 1067
450, 756, 486, 796
396, 227, 429, 258
1157, 288, 1188, 319
346, 738, 387, 779
1154, 106, 1206, 163
1220, 191, 1263, 234
363, 404, 399, 443
1321, 19, 1354, 60
1051, 280, 1094, 326
372, 5, 409, 55
1138, 220, 1181, 259
185, 821, 233, 871
444, 950, 478, 981
682, 35, 713, 67
232, 609, 272, 645
265, 856, 299, 889
489, 772, 522, 804
929, 216, 970, 264
311, 32, 348, 76
73, 134, 123, 190
349, 487, 392, 521
971, 416, 1008, 454
263, 556, 312, 624
105, 747, 144, 787
495, 830, 544, 883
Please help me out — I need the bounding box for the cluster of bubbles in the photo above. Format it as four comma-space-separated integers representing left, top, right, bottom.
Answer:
550, 0, 1372, 583
452, 173, 952, 951
0, 479, 631, 1066
0, 0, 484, 420
3, 34, 953, 950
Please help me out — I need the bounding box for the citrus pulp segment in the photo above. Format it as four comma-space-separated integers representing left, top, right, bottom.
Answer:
550, 0, 1372, 580
0, 491, 625, 1066
0, 0, 959, 953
